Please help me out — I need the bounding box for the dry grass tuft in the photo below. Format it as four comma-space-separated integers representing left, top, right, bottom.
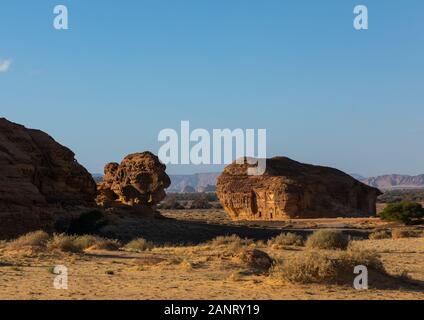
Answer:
270, 249, 384, 285
209, 235, 254, 253
179, 259, 193, 271
86, 238, 121, 251
305, 230, 349, 250
232, 248, 273, 273
124, 238, 154, 252
267, 233, 304, 247
392, 229, 419, 239
46, 234, 82, 253
369, 230, 392, 240
7, 231, 50, 250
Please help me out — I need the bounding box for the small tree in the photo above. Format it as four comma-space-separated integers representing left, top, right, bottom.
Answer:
379, 202, 424, 224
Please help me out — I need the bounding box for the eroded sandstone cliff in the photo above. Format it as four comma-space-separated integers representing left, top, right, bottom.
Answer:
216, 157, 382, 220
0, 118, 97, 238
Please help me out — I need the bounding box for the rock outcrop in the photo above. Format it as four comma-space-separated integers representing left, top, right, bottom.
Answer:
0, 118, 97, 239
216, 157, 382, 220
96, 152, 171, 207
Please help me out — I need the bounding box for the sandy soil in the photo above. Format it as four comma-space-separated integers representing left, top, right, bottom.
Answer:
0, 211, 423, 300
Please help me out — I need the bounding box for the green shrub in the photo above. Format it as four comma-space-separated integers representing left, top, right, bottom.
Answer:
305, 230, 349, 250
379, 202, 424, 224
268, 233, 304, 247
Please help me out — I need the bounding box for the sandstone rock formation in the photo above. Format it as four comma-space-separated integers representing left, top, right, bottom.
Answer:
216, 157, 382, 220
0, 118, 97, 239
96, 152, 171, 207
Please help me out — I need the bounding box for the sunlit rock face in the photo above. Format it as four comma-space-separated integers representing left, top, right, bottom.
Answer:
216, 157, 381, 220
0, 118, 97, 239
96, 152, 171, 208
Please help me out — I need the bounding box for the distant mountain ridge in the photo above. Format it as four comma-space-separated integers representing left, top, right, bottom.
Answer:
92, 172, 424, 192
167, 173, 219, 193
92, 172, 220, 193
360, 174, 424, 190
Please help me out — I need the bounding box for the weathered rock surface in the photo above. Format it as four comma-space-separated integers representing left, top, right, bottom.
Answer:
96, 152, 171, 207
0, 118, 97, 238
216, 157, 382, 220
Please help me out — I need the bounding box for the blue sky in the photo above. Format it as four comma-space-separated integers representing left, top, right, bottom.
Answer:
1, 0, 423, 176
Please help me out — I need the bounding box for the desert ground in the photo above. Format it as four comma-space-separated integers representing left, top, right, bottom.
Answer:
0, 209, 423, 300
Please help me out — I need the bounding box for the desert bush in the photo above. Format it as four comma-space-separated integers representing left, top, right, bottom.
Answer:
8, 231, 49, 250
305, 230, 349, 250
368, 230, 392, 240
124, 238, 154, 252
88, 238, 121, 251
67, 210, 108, 235
379, 202, 424, 224
210, 235, 254, 253
72, 235, 99, 250
189, 197, 212, 209
233, 248, 273, 272
270, 249, 384, 284
159, 197, 185, 210
391, 228, 418, 239
268, 233, 304, 247
47, 234, 82, 253
73, 235, 121, 251
210, 235, 253, 247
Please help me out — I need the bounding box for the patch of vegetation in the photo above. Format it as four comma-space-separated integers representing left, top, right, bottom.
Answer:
7, 230, 49, 250
46, 234, 82, 253
233, 248, 273, 273
189, 197, 213, 209
391, 228, 419, 239
267, 232, 304, 247
368, 230, 391, 240
158, 193, 220, 210
270, 249, 384, 284
124, 238, 154, 252
305, 230, 349, 250
378, 189, 424, 203
379, 202, 424, 224
74, 235, 121, 251
159, 197, 185, 210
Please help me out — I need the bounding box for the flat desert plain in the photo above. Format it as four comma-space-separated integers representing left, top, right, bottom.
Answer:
0, 210, 423, 300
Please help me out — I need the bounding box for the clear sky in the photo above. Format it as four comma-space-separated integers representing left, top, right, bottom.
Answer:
1, 0, 423, 176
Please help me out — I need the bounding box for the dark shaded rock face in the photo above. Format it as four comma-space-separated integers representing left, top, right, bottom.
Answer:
96, 152, 171, 207
0, 118, 97, 239
216, 157, 382, 220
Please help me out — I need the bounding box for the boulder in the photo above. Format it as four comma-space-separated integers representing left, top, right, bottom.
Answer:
96, 152, 171, 207
0, 118, 97, 239
216, 157, 382, 220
